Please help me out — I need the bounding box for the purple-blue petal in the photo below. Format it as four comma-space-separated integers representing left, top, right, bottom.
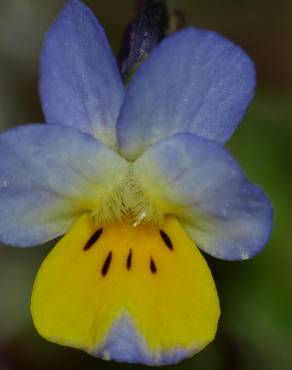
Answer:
40, 0, 124, 149
0, 124, 128, 247
118, 28, 256, 160
135, 133, 273, 260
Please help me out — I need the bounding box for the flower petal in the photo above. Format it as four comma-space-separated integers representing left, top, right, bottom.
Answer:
118, 28, 256, 160
0, 124, 129, 247
134, 133, 273, 260
40, 0, 124, 149
31, 214, 219, 365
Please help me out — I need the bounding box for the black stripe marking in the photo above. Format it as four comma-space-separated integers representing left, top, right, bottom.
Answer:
101, 251, 112, 276
150, 257, 157, 274
160, 230, 173, 250
84, 228, 103, 251
127, 249, 133, 270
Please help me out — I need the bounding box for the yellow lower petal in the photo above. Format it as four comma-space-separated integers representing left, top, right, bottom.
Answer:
31, 213, 220, 365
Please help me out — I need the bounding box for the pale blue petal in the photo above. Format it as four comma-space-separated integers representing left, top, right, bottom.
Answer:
40, 0, 124, 149
0, 124, 129, 247
118, 28, 256, 160
135, 133, 273, 260
94, 315, 193, 366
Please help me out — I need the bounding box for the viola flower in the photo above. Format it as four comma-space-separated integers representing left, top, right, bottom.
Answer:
0, 0, 273, 366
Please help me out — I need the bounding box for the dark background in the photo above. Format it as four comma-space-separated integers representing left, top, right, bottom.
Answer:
0, 1, 291, 370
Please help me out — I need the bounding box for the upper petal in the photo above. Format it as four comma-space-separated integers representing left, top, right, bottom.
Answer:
0, 124, 129, 247
118, 28, 256, 160
40, 0, 124, 149
134, 133, 273, 260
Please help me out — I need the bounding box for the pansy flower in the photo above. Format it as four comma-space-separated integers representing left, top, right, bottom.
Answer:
0, 0, 273, 366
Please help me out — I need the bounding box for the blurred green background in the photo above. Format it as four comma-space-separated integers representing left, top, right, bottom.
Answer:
0, 1, 291, 369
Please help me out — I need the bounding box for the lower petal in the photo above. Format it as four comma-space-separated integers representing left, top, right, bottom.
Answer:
31, 214, 220, 366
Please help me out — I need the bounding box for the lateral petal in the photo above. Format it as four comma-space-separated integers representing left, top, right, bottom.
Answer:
0, 124, 129, 247
134, 133, 273, 260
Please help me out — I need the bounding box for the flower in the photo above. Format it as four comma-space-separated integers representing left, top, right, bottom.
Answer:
0, 0, 273, 366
